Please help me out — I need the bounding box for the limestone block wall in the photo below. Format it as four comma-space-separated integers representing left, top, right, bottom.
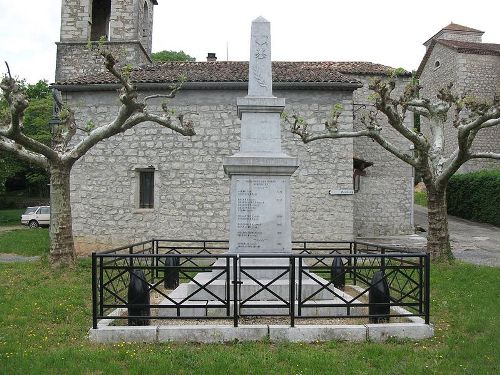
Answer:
419, 44, 500, 173
60, 0, 92, 41
433, 31, 482, 44
66, 88, 355, 253
55, 42, 151, 82
459, 53, 500, 172
350, 75, 414, 237
56, 0, 154, 82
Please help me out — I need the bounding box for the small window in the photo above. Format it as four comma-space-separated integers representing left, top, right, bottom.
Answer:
139, 170, 155, 208
39, 207, 50, 215
142, 2, 149, 37
434, 60, 441, 69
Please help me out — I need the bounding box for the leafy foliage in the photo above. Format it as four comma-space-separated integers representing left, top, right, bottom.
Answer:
0, 80, 52, 194
447, 169, 500, 225
151, 50, 196, 62
414, 191, 428, 207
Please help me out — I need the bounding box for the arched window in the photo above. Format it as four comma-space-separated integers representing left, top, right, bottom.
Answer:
91, 0, 111, 41
142, 1, 149, 37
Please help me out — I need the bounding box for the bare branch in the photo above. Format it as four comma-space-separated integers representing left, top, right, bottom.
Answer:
4, 61, 12, 79
479, 116, 500, 129
369, 78, 428, 149
0, 136, 48, 168
406, 105, 431, 118
469, 152, 500, 160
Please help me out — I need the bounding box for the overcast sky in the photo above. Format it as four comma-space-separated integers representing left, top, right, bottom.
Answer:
0, 0, 499, 83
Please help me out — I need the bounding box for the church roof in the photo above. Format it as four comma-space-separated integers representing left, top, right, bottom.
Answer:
55, 61, 408, 88
423, 23, 484, 46
441, 23, 483, 33
416, 39, 500, 76
437, 39, 500, 55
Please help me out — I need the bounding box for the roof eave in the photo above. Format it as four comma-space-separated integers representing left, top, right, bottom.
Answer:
53, 81, 363, 92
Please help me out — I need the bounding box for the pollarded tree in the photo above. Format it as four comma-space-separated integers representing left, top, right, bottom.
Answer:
285, 75, 500, 261
0, 50, 195, 267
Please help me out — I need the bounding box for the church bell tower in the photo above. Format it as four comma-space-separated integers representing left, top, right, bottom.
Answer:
55, 0, 157, 82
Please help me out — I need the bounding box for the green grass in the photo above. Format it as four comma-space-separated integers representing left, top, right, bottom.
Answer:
0, 228, 49, 256
0, 258, 498, 374
415, 191, 428, 207
0, 209, 23, 226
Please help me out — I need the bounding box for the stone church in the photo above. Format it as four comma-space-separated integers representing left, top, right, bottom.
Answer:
417, 23, 500, 173
55, 0, 416, 253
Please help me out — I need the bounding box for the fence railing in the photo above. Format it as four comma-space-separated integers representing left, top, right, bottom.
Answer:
92, 240, 430, 328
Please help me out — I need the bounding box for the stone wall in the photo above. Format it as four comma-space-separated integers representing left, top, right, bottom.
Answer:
66, 88, 356, 253
419, 44, 500, 173
60, 0, 91, 41
350, 76, 414, 237
56, 41, 151, 82
433, 30, 482, 44
56, 0, 153, 82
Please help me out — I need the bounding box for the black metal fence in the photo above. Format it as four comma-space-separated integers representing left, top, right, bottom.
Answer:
92, 240, 430, 328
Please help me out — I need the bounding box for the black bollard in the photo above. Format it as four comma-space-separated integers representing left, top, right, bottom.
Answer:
331, 257, 346, 289
128, 269, 150, 326
368, 270, 390, 323
164, 256, 180, 289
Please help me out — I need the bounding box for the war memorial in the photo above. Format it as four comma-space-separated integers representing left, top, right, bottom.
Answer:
88, 18, 433, 343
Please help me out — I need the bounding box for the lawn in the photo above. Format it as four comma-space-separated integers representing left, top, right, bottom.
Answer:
0, 257, 498, 374
0, 209, 23, 226
414, 191, 428, 207
0, 228, 49, 256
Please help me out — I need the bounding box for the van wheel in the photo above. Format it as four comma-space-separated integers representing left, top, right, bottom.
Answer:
29, 220, 39, 229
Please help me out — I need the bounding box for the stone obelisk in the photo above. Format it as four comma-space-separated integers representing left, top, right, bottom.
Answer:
223, 17, 299, 254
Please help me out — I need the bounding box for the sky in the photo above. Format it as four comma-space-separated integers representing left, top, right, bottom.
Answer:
0, 0, 499, 83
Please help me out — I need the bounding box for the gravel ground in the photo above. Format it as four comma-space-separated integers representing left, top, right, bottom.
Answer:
0, 253, 40, 263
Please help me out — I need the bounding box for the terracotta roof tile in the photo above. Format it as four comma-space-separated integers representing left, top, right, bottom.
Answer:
55, 61, 407, 86
437, 39, 500, 55
442, 23, 483, 33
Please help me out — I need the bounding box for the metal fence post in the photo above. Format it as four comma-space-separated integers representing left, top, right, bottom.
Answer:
353, 242, 358, 286
129, 246, 134, 269
226, 257, 230, 317
290, 256, 295, 328
233, 255, 239, 327
153, 239, 159, 279
419, 256, 423, 315
425, 253, 431, 324
91, 252, 98, 329
298, 257, 303, 317
99, 255, 104, 318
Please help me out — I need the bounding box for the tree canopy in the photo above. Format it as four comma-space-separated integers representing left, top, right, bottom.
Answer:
151, 50, 195, 62
0, 80, 52, 196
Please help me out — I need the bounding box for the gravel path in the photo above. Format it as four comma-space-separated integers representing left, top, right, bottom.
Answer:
0, 225, 25, 233
0, 253, 40, 263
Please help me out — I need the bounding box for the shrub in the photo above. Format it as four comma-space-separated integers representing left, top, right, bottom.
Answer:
414, 191, 428, 207
447, 169, 500, 226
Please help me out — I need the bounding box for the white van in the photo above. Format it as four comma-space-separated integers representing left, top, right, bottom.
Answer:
21, 206, 51, 228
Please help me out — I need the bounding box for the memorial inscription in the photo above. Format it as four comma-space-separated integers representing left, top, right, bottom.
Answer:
231, 177, 288, 252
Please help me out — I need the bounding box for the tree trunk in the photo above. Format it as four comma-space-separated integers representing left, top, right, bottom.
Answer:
49, 162, 76, 267
426, 183, 454, 261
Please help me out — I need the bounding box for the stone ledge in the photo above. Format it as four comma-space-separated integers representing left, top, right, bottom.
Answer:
366, 323, 434, 342
269, 325, 366, 342
89, 326, 157, 343
158, 325, 268, 343
88, 322, 434, 343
